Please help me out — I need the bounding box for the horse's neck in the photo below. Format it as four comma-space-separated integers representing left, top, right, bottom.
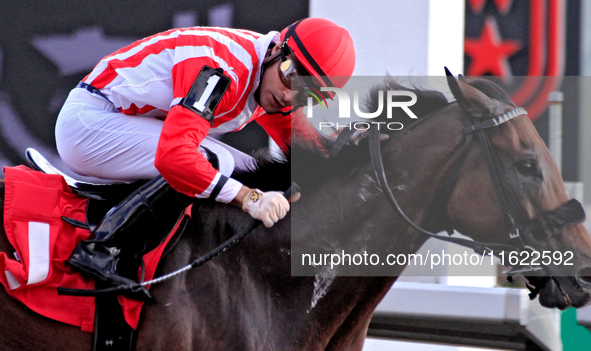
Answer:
278, 127, 462, 343
295, 119, 464, 259
385, 107, 467, 232
157, 114, 465, 348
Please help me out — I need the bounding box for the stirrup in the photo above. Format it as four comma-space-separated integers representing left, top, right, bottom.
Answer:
67, 248, 153, 301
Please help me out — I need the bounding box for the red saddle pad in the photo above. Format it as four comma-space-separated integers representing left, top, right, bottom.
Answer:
0, 166, 185, 332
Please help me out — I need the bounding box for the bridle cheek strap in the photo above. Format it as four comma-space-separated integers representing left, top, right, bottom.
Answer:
369, 125, 518, 256
369, 107, 586, 268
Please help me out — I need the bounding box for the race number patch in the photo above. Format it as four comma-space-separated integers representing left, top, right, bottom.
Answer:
180, 66, 230, 125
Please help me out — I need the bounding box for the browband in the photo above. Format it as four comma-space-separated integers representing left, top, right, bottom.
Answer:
464, 107, 527, 134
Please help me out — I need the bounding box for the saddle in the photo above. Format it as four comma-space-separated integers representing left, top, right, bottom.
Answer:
26, 148, 146, 231
24, 148, 176, 351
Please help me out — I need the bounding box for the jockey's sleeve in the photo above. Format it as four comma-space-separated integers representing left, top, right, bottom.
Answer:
155, 104, 242, 203
255, 108, 322, 153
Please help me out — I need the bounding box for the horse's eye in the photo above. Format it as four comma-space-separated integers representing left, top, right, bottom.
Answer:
516, 159, 540, 176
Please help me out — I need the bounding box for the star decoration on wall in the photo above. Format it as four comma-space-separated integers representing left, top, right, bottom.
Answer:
464, 17, 522, 84
468, 0, 513, 14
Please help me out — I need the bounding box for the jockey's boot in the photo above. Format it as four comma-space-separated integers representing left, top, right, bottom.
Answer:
68, 175, 194, 300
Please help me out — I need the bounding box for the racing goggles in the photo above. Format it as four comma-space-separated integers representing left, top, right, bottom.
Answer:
281, 40, 331, 101
277, 53, 328, 107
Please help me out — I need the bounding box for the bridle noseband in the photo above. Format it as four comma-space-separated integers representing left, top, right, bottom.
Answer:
368, 107, 585, 284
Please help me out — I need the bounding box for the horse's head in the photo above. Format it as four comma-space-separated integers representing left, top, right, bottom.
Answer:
443, 70, 591, 309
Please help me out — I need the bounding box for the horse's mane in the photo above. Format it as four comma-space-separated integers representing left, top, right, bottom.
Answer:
234, 76, 511, 192
365, 76, 449, 126
459, 76, 516, 107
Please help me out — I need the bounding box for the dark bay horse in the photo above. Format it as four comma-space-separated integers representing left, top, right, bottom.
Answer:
1, 73, 591, 351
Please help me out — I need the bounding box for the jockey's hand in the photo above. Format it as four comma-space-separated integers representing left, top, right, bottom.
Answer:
242, 189, 290, 228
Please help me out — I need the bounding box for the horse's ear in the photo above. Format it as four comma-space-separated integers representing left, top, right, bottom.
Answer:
444, 67, 504, 118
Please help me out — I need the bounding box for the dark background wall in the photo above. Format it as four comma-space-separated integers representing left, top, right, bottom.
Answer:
0, 0, 583, 182
0, 0, 308, 170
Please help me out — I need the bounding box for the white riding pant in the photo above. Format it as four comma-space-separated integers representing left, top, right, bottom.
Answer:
55, 88, 255, 182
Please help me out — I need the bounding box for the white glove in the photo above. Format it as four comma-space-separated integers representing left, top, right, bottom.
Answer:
242, 189, 290, 228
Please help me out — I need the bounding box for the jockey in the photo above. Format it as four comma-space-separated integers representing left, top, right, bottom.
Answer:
54, 18, 356, 296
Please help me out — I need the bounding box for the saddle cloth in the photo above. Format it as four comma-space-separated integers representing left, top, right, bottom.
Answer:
0, 165, 185, 332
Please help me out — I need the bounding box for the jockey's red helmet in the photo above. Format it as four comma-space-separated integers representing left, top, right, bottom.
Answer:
280, 18, 356, 93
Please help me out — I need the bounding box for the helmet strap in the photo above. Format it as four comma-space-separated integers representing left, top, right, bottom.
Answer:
262, 45, 281, 65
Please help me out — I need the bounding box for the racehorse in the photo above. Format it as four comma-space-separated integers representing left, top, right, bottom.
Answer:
1, 72, 591, 351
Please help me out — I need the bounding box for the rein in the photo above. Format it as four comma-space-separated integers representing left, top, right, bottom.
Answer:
368, 109, 525, 256
59, 184, 300, 298
60, 217, 263, 297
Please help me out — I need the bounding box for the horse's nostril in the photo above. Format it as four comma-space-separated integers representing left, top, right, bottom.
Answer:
577, 267, 591, 284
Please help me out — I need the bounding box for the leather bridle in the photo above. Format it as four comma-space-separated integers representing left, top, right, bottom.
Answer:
368, 106, 585, 280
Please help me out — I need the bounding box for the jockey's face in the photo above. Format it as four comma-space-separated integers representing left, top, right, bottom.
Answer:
259, 46, 300, 114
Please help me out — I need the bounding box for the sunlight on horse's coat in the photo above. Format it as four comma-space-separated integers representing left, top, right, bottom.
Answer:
394, 184, 407, 191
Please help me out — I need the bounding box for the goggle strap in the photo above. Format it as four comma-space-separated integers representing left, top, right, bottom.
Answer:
281, 21, 299, 62
263, 49, 281, 65
283, 20, 334, 88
